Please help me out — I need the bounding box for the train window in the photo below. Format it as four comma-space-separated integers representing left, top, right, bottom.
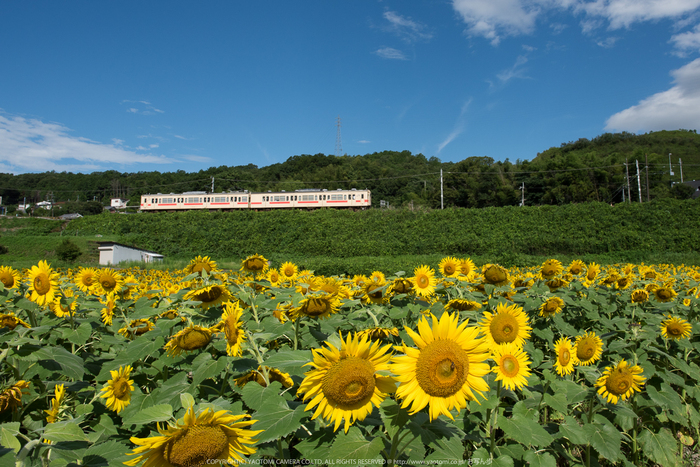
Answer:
361, 194, 364, 199
286, 196, 289, 201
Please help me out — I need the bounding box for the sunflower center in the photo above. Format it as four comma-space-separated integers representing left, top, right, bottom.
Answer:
500, 356, 520, 378
543, 300, 558, 314
559, 348, 571, 366
444, 264, 456, 275
576, 338, 595, 361
586, 269, 597, 281
489, 314, 519, 344
33, 273, 51, 295
303, 298, 331, 317
321, 356, 376, 410
605, 370, 632, 396
657, 289, 673, 300
100, 275, 117, 292
165, 425, 229, 467
112, 379, 130, 399
180, 329, 211, 351
415, 339, 469, 397
417, 275, 429, 288
667, 324, 683, 336
570, 265, 583, 275
224, 317, 239, 344
0, 272, 15, 288
484, 266, 507, 285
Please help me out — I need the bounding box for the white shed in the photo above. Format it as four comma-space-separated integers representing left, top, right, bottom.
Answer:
111, 198, 129, 209
97, 242, 164, 266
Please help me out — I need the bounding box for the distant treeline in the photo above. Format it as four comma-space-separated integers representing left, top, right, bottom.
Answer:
1, 129, 699, 211
62, 198, 700, 264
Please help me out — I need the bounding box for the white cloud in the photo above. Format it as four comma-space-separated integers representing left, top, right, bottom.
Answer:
451, 0, 540, 45
181, 155, 212, 163
577, 0, 700, 30
670, 22, 700, 54
0, 112, 172, 174
605, 58, 700, 132
437, 98, 473, 153
496, 54, 531, 84
383, 10, 433, 42
121, 100, 165, 115
374, 47, 408, 60
357, 140, 371, 144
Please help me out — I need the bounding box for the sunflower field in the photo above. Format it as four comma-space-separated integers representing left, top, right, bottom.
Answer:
0, 256, 698, 467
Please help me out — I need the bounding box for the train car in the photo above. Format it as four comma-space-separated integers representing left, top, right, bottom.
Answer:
140, 188, 370, 212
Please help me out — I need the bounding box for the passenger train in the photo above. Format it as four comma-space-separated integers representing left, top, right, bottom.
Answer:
140, 188, 371, 212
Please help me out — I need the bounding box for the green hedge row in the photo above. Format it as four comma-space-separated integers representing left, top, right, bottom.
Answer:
61, 199, 700, 262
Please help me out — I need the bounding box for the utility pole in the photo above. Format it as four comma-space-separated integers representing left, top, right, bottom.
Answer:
645, 154, 650, 202
669, 153, 674, 187
679, 158, 684, 183
211, 177, 215, 193
625, 159, 631, 202
520, 182, 525, 206
440, 169, 444, 209
636, 160, 642, 203
335, 116, 343, 158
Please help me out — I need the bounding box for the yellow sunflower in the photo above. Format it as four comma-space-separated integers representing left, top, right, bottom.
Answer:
297, 331, 395, 433
368, 271, 386, 284
118, 319, 155, 339
99, 293, 118, 326
279, 261, 299, 282
357, 327, 400, 340
553, 337, 578, 376
0, 381, 30, 413
412, 265, 437, 298
49, 289, 78, 318
289, 292, 341, 320
361, 280, 387, 305
439, 257, 460, 278
265, 268, 282, 287
26, 260, 60, 307
184, 283, 232, 310
457, 258, 476, 281
574, 331, 604, 366
630, 289, 649, 304
0, 313, 30, 330
660, 315, 692, 340
100, 365, 134, 413
215, 301, 246, 357
566, 260, 586, 275
540, 259, 563, 280
583, 262, 601, 287
491, 342, 532, 391
45, 384, 65, 423
391, 312, 490, 421
234, 366, 294, 389
596, 360, 645, 404
445, 299, 482, 312
0, 265, 21, 289
653, 286, 677, 303
482, 264, 509, 287
240, 254, 268, 274
73, 267, 97, 293
545, 277, 569, 292
184, 255, 219, 276
479, 302, 532, 348
165, 325, 213, 356
388, 277, 413, 295
125, 406, 262, 467
539, 297, 565, 318
93, 268, 125, 296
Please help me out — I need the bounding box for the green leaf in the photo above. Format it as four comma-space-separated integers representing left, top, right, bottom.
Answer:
425, 435, 465, 462
122, 404, 173, 426
241, 381, 284, 412
180, 392, 195, 410
0, 423, 20, 454
328, 425, 384, 461
523, 451, 557, 467
379, 398, 410, 439
499, 409, 554, 448
558, 416, 590, 446
82, 440, 132, 466
35, 346, 85, 380
251, 399, 307, 444
44, 420, 89, 442
190, 352, 228, 388
544, 392, 568, 414
263, 349, 313, 376
638, 427, 679, 467
293, 428, 336, 463
586, 415, 622, 462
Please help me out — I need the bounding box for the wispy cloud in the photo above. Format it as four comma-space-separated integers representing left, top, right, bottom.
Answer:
452, 0, 540, 46
181, 155, 211, 163
605, 58, 700, 132
0, 112, 172, 174
437, 98, 473, 154
374, 47, 408, 60
670, 22, 700, 55
357, 140, 371, 144
496, 54, 531, 84
121, 100, 165, 115
383, 10, 433, 42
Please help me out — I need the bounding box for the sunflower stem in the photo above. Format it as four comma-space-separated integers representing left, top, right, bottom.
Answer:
366, 308, 380, 328
293, 317, 302, 351
585, 398, 596, 467
490, 382, 502, 458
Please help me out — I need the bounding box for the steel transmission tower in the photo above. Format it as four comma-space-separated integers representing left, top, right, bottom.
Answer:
335, 116, 343, 157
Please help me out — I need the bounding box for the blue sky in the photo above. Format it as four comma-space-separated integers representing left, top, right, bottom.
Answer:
2, 1, 700, 174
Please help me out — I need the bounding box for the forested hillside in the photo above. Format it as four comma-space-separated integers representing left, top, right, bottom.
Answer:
1, 129, 698, 211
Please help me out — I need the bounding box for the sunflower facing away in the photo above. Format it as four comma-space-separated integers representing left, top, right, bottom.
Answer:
553, 337, 578, 376
100, 365, 134, 413
491, 342, 532, 391
118, 319, 155, 339
0, 313, 30, 331
289, 292, 341, 320
235, 366, 294, 389
240, 254, 268, 274
45, 384, 65, 423
574, 331, 604, 366
125, 406, 262, 467
446, 299, 482, 312
539, 297, 565, 318
0, 380, 30, 413
216, 301, 246, 357
0, 265, 21, 289
630, 289, 649, 304
479, 302, 532, 348
297, 331, 395, 433
184, 283, 232, 310
391, 312, 490, 421
660, 315, 692, 340
26, 260, 60, 307
412, 265, 438, 298
99, 293, 118, 326
165, 325, 213, 356
596, 359, 645, 404
482, 264, 509, 287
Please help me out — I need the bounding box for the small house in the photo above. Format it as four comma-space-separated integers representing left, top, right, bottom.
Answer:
96, 241, 164, 266
111, 198, 129, 209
